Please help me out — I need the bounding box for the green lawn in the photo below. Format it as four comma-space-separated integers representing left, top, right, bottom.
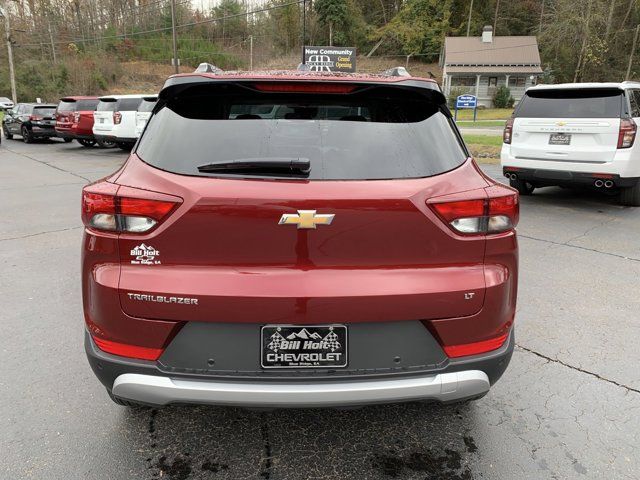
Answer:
454, 108, 513, 121
456, 120, 506, 128
462, 134, 503, 147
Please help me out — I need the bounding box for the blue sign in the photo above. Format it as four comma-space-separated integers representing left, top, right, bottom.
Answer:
456, 95, 477, 109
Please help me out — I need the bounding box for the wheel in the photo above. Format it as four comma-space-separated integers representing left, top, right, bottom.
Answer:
619, 181, 640, 206
78, 139, 96, 147
509, 178, 535, 195
63, 137, 73, 143
96, 138, 116, 148
3, 127, 12, 139
21, 126, 33, 143
107, 390, 149, 408
117, 142, 133, 151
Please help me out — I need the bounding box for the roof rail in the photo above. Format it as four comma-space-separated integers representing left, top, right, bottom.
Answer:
382, 66, 411, 77
194, 63, 223, 74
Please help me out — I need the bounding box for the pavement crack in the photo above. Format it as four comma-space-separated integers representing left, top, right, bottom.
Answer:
518, 234, 640, 262
3, 146, 92, 182
0, 226, 82, 242
516, 344, 640, 394
259, 413, 274, 479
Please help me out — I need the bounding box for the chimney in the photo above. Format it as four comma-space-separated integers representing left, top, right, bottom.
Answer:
482, 25, 493, 43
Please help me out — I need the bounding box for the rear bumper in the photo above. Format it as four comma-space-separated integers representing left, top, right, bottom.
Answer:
85, 328, 514, 407
30, 126, 56, 137
502, 166, 639, 188
95, 134, 137, 144
112, 370, 490, 408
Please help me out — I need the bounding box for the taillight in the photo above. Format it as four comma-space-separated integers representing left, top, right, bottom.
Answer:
503, 118, 514, 144
442, 321, 512, 358
74, 112, 80, 123
618, 118, 636, 148
30, 115, 43, 121
253, 82, 357, 94
428, 186, 519, 235
81, 181, 181, 233
113, 111, 122, 124
92, 336, 163, 361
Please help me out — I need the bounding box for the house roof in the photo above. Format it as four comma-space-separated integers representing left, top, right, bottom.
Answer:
444, 36, 542, 70
446, 65, 543, 74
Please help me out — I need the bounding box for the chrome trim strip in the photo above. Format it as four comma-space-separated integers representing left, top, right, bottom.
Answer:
112, 370, 490, 407
514, 156, 607, 164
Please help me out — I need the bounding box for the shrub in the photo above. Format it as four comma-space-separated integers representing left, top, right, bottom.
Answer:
493, 85, 515, 108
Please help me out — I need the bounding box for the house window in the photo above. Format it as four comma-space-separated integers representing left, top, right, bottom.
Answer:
509, 77, 526, 87
450, 76, 476, 87
488, 77, 498, 87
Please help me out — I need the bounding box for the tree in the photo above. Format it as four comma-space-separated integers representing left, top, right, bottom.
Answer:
314, 0, 349, 46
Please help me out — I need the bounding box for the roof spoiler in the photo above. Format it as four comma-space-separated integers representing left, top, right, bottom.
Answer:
194, 63, 223, 74
382, 67, 411, 77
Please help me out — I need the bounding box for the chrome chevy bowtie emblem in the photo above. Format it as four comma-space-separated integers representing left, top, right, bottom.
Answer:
278, 210, 335, 229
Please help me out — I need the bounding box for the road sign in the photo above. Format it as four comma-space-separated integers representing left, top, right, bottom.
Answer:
456, 95, 477, 109
303, 47, 356, 73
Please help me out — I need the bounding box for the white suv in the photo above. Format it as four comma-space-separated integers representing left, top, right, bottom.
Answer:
501, 82, 640, 206
134, 96, 157, 138
93, 95, 148, 150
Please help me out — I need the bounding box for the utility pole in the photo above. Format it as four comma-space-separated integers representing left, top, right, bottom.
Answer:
0, 6, 17, 104
301, 0, 306, 64
170, 0, 179, 74
466, 0, 474, 37
249, 35, 253, 70
626, 24, 640, 81
48, 22, 56, 63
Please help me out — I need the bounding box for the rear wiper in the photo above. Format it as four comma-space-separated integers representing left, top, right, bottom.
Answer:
197, 158, 311, 174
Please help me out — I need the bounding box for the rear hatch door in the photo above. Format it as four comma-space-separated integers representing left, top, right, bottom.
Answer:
115, 80, 489, 324
94, 99, 116, 133
510, 88, 623, 163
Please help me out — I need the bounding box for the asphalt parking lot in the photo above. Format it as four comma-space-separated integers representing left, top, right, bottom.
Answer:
2, 138, 639, 480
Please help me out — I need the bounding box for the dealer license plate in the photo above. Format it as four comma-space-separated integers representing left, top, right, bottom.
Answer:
261, 325, 347, 369
549, 133, 571, 145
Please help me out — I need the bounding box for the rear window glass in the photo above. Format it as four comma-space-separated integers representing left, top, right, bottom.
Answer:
136, 84, 466, 180
34, 106, 56, 116
138, 99, 157, 112
516, 89, 623, 118
57, 99, 98, 111
118, 98, 143, 111
97, 100, 116, 112
57, 101, 76, 112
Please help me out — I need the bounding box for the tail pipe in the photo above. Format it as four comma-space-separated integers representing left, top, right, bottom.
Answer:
504, 172, 517, 180
604, 180, 614, 188
594, 179, 604, 188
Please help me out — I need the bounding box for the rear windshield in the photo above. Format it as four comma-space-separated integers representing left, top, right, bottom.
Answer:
136, 84, 466, 180
138, 99, 157, 112
34, 106, 56, 116
58, 99, 99, 112
516, 89, 623, 118
97, 98, 143, 112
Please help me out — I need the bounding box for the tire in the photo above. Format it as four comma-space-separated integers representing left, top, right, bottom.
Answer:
107, 390, 149, 408
63, 137, 73, 143
96, 138, 116, 148
3, 127, 12, 139
78, 139, 96, 148
619, 181, 640, 207
509, 178, 535, 195
21, 126, 33, 143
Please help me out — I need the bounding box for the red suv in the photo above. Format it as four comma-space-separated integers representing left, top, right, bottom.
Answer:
82, 71, 519, 408
55, 96, 99, 147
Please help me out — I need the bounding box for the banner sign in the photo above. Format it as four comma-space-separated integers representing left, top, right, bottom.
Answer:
303, 47, 356, 73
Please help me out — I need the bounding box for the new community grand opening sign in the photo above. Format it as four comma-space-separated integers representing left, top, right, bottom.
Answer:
304, 47, 356, 73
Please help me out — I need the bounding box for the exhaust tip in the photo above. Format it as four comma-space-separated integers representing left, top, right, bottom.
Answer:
604, 180, 614, 188
594, 179, 604, 188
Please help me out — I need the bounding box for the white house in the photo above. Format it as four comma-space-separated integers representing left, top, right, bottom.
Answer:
441, 26, 543, 107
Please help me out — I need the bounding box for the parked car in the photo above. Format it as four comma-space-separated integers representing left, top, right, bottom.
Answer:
82, 71, 519, 409
501, 81, 640, 206
55, 96, 100, 146
93, 95, 146, 149
0, 96, 14, 111
134, 96, 158, 138
3, 103, 58, 143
